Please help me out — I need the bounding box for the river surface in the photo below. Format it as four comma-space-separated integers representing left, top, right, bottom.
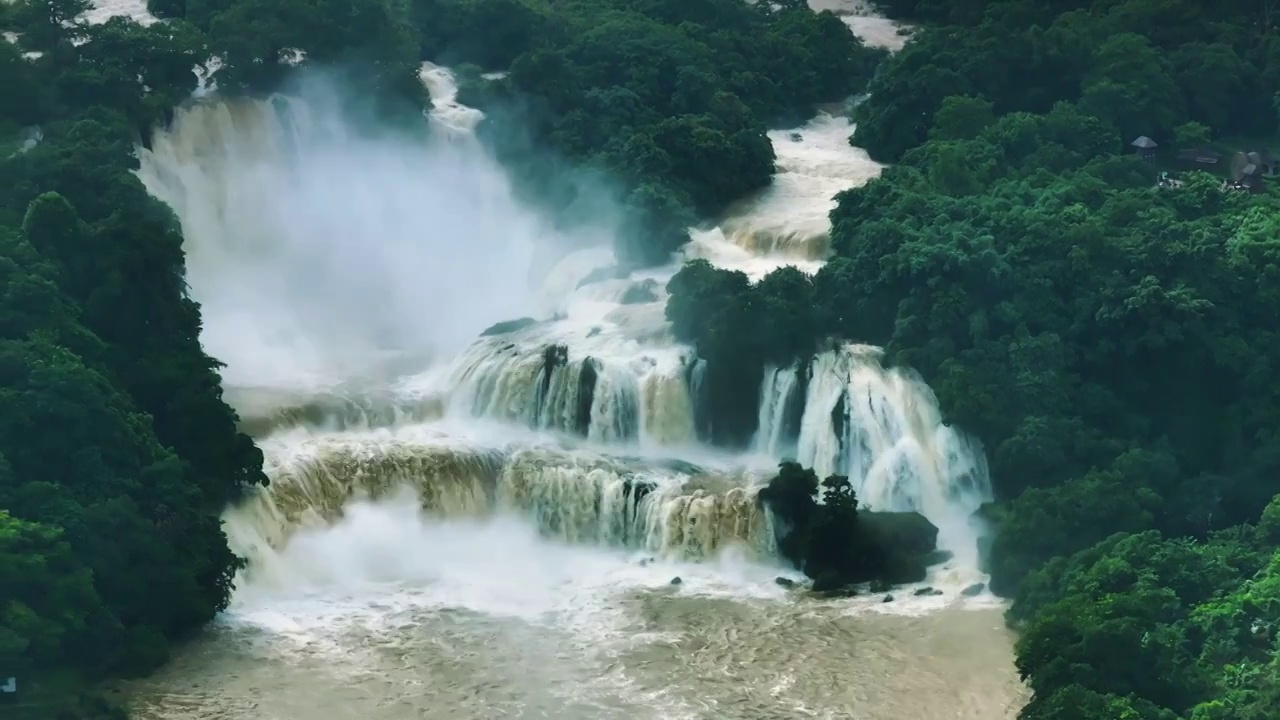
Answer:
124, 506, 1025, 720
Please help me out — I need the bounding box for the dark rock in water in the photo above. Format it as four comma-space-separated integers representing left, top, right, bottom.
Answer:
811, 571, 845, 593
789, 131, 802, 142
814, 586, 859, 599
862, 511, 940, 584
870, 579, 894, 594
480, 317, 538, 336
619, 279, 659, 305
573, 358, 599, 436
882, 594, 894, 603
863, 512, 938, 556
623, 478, 656, 506
759, 464, 941, 592
621, 480, 656, 544
775, 577, 796, 588
670, 576, 682, 586
542, 344, 569, 373
922, 549, 954, 567
961, 583, 986, 597
913, 587, 944, 597
812, 572, 858, 597
831, 392, 847, 448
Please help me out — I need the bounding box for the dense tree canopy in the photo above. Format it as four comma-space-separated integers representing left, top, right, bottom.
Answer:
2, 2, 272, 716
663, 1, 1280, 717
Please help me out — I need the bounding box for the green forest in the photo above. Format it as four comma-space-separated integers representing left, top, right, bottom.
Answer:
3, 0, 1280, 717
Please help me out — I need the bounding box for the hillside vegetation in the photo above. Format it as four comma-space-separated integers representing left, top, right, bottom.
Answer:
3, 1, 270, 715
665, 1, 1280, 718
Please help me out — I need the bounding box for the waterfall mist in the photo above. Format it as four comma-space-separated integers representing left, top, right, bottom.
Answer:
138, 72, 609, 393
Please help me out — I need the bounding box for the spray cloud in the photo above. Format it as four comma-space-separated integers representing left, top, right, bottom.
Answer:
138, 70, 611, 392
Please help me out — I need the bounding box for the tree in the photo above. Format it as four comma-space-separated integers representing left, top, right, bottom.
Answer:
15, 0, 92, 54
1174, 121, 1212, 147
930, 95, 995, 141
0, 510, 100, 671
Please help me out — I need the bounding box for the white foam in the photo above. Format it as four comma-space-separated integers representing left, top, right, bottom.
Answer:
683, 112, 884, 280
82, 0, 158, 26
229, 489, 801, 636
807, 0, 912, 51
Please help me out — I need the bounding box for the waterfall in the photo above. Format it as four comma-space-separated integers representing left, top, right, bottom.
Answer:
754, 364, 801, 458
132, 60, 989, 592
223, 428, 777, 578
793, 344, 992, 567
135, 85, 551, 391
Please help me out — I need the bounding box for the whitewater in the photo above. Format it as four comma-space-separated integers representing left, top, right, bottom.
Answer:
65, 0, 1034, 717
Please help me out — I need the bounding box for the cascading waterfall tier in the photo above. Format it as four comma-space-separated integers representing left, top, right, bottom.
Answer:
419, 61, 485, 135
446, 331, 699, 449
228, 386, 447, 437
755, 344, 993, 566
223, 427, 777, 578
754, 363, 808, 458
436, 244, 702, 449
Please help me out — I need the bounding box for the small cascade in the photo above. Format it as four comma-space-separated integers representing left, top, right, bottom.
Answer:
448, 339, 624, 439
81, 0, 158, 26
420, 62, 486, 135
808, 0, 912, 51
754, 363, 801, 458
682, 113, 884, 281
231, 389, 447, 437
498, 450, 773, 559
793, 344, 992, 566
638, 371, 698, 448
446, 335, 698, 447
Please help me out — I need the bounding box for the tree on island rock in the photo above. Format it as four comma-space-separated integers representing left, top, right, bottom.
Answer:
758, 462, 938, 591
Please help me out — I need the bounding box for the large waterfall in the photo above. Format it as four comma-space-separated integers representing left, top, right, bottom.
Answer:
135, 58, 991, 590
114, 4, 1029, 718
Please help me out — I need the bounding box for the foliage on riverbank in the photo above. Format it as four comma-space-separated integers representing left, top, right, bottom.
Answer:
664, 1, 1280, 717
2, 2, 274, 716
